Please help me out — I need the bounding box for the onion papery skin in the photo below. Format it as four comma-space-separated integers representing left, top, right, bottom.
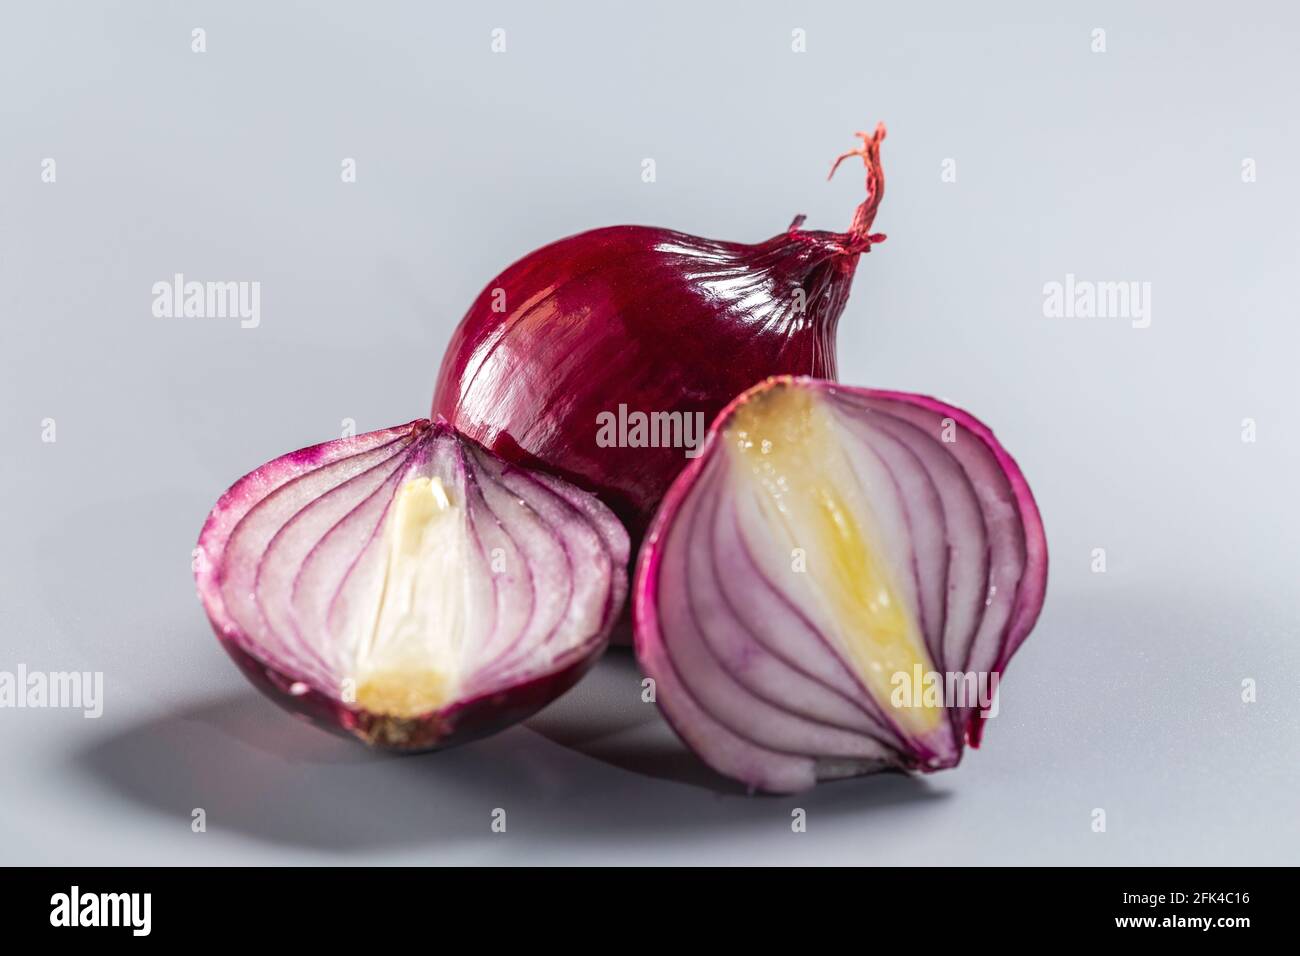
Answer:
432, 127, 889, 565
633, 377, 1047, 793
195, 420, 628, 752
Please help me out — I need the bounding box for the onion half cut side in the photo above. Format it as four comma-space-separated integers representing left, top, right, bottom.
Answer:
195, 420, 628, 751
633, 377, 1047, 793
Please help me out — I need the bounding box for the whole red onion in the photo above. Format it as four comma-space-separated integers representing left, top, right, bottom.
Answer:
433, 125, 888, 555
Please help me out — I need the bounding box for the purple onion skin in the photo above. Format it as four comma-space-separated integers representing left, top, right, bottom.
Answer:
195, 420, 628, 753
433, 127, 888, 559
634, 376, 1049, 793
219, 634, 599, 752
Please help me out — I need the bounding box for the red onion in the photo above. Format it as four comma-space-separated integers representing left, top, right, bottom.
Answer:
433, 125, 889, 558
194, 419, 628, 750
634, 377, 1048, 793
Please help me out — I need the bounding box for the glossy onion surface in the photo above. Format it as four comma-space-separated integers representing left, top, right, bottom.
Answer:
433, 126, 889, 554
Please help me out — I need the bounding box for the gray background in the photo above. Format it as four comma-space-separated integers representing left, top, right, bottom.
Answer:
2, 1, 1297, 865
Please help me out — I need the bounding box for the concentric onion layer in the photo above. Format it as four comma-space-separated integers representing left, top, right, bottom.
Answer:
633, 377, 1047, 793
195, 420, 628, 750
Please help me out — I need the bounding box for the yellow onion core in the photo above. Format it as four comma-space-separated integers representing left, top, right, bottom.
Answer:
726, 384, 941, 735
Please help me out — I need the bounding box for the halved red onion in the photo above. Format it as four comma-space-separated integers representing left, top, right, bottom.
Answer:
195, 420, 628, 750
634, 377, 1047, 793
